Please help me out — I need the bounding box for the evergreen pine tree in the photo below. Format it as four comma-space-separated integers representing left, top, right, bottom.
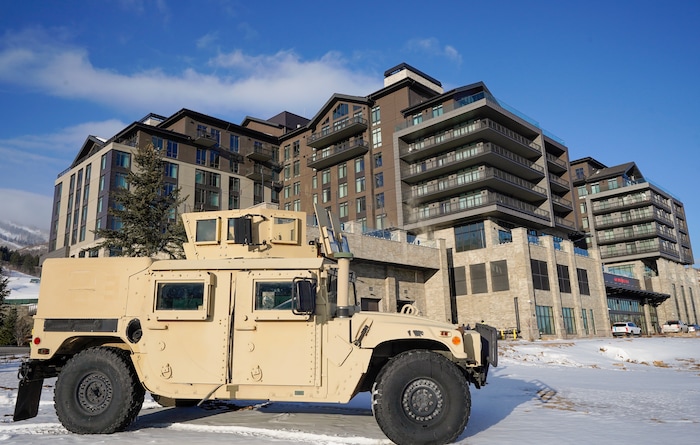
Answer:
95, 143, 187, 258
0, 307, 17, 345
0, 266, 9, 305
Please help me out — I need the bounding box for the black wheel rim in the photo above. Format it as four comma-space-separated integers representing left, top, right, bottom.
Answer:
401, 378, 444, 422
77, 372, 113, 414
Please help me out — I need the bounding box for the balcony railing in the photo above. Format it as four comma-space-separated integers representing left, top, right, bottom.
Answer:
596, 225, 675, 245
401, 142, 544, 182
594, 207, 674, 229
307, 139, 370, 170
401, 118, 541, 162
600, 240, 679, 260
546, 153, 567, 171
307, 116, 368, 148
408, 167, 547, 203
406, 191, 550, 224
551, 195, 573, 210
548, 174, 570, 190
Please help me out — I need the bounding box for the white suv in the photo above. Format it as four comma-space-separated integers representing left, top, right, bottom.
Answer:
662, 320, 689, 333
612, 322, 642, 337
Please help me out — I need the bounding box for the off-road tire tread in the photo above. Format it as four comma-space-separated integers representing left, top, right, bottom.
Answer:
54, 347, 144, 434
372, 349, 471, 445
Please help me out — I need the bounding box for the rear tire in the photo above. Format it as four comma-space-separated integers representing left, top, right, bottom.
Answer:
54, 347, 145, 434
372, 350, 470, 445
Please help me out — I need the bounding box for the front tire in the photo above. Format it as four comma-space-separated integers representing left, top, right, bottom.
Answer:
372, 350, 471, 445
54, 347, 145, 434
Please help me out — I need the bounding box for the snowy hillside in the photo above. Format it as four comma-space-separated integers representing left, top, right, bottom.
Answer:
4, 270, 40, 303
0, 220, 48, 250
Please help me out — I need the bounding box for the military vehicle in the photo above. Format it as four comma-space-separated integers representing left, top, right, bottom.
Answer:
14, 205, 497, 445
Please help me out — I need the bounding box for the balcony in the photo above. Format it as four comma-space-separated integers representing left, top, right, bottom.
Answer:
307, 116, 368, 148
406, 167, 547, 206
555, 216, 576, 230
244, 164, 273, 182
194, 129, 218, 147
400, 118, 541, 163
307, 139, 370, 170
246, 143, 276, 163
593, 207, 673, 230
591, 194, 654, 214
600, 240, 680, 261
596, 225, 673, 245
405, 191, 550, 225
548, 174, 570, 193
546, 153, 568, 174
401, 142, 544, 184
551, 195, 573, 212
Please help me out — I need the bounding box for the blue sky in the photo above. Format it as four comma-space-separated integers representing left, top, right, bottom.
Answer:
1, 0, 699, 261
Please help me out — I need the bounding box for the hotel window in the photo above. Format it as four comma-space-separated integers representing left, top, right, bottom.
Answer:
590, 182, 600, 194
557, 264, 571, 293
371, 106, 381, 125
115, 151, 130, 169
339, 182, 348, 198
412, 113, 423, 125
432, 105, 443, 118
115, 173, 128, 189
152, 136, 164, 151
196, 148, 207, 165
577, 268, 590, 295
209, 150, 220, 168
293, 160, 300, 177
531, 259, 550, 290
164, 162, 178, 179
339, 202, 349, 218
338, 162, 347, 179
293, 199, 300, 211
376, 213, 386, 230
375, 192, 384, 209
283, 144, 290, 161
293, 140, 300, 157
491, 260, 510, 291
284, 165, 291, 180
356, 177, 366, 193
283, 186, 290, 199
333, 103, 348, 120
562, 308, 577, 334
536, 305, 555, 335
372, 128, 382, 148
375, 172, 384, 188
166, 140, 178, 158
608, 178, 618, 190
454, 222, 485, 252
577, 185, 588, 196
322, 188, 332, 203
374, 153, 382, 168
293, 182, 300, 196
355, 157, 364, 173
356, 196, 366, 213
312, 175, 317, 189
230, 135, 239, 152
470, 264, 487, 294
101, 154, 107, 170
313, 193, 318, 204
322, 169, 331, 185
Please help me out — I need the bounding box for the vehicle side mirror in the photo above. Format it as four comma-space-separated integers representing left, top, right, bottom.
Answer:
293, 278, 316, 315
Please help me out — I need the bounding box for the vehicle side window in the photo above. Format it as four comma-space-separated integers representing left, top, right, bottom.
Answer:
255, 281, 293, 310
156, 282, 205, 310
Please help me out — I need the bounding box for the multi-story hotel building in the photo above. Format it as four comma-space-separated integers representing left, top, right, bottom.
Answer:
571, 158, 698, 332
47, 63, 698, 338
47, 109, 285, 258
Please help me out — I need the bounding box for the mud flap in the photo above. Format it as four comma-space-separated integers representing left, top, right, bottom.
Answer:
472, 323, 498, 387
13, 361, 45, 422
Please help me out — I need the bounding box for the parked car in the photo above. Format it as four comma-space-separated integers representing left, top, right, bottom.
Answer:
662, 320, 689, 334
612, 321, 642, 337
687, 324, 699, 333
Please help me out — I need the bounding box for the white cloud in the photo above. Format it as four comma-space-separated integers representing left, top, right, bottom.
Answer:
0, 29, 382, 120
405, 37, 463, 64
0, 188, 52, 230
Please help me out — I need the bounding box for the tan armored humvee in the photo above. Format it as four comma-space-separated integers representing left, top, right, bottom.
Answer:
14, 205, 497, 445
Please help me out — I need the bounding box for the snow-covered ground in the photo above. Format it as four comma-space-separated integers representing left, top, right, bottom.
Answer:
0, 337, 698, 444
3, 270, 40, 304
